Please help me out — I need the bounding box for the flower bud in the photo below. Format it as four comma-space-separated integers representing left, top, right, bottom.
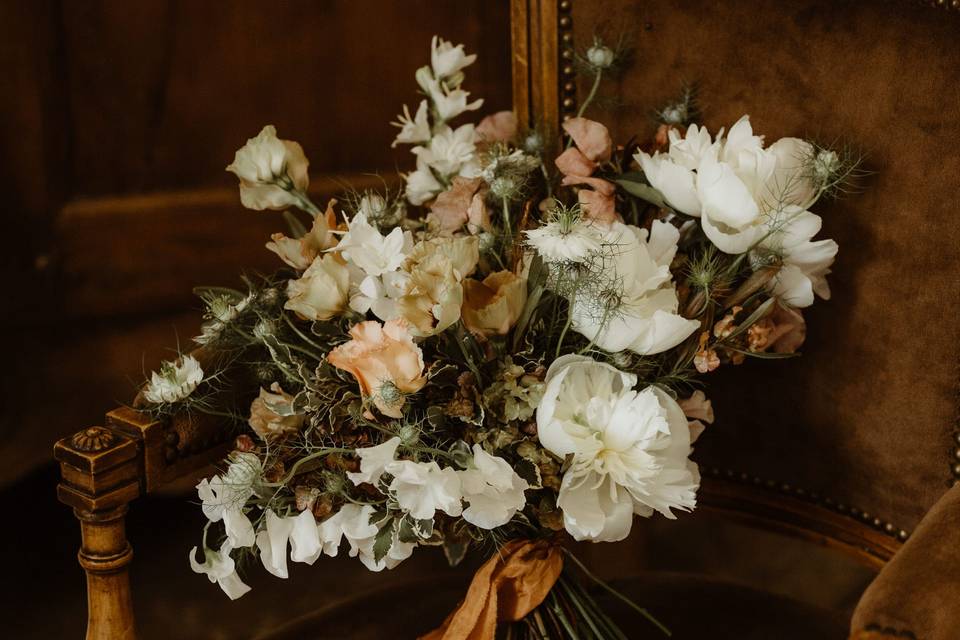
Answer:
586, 44, 615, 69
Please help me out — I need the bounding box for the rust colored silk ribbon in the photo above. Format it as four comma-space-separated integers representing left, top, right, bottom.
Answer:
420, 539, 564, 640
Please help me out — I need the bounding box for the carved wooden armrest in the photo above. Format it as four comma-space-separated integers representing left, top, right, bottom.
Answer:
54, 406, 232, 640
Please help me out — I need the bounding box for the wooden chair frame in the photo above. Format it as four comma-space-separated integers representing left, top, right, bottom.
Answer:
57, 0, 960, 636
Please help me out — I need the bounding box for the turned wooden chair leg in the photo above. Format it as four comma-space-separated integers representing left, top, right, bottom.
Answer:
56, 426, 141, 640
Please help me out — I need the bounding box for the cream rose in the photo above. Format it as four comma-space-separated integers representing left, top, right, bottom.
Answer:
284, 254, 350, 321
248, 383, 305, 441
396, 236, 479, 336
226, 125, 309, 211
327, 319, 427, 418
461, 270, 527, 337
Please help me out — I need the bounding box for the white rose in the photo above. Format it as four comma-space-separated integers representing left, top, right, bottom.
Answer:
536, 356, 699, 542
570, 220, 699, 355
284, 254, 350, 321
226, 125, 310, 211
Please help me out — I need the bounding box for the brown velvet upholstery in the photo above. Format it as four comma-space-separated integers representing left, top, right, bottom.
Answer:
572, 0, 960, 539
261, 572, 847, 640
852, 483, 960, 638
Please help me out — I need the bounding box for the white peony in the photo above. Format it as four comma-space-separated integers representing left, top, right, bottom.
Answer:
413, 124, 477, 178
636, 117, 820, 254
284, 254, 350, 321
196, 452, 262, 548
536, 356, 699, 542
143, 355, 203, 404
392, 100, 431, 148
430, 35, 477, 79
226, 125, 310, 211
189, 539, 251, 600
570, 220, 699, 355
758, 207, 838, 308
458, 445, 528, 529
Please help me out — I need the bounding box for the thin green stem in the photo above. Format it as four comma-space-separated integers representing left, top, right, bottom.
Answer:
501, 195, 513, 244
282, 313, 328, 352
555, 293, 575, 360
563, 550, 671, 637
577, 69, 604, 118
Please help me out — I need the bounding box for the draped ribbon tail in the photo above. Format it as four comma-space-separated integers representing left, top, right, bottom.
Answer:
419, 539, 564, 640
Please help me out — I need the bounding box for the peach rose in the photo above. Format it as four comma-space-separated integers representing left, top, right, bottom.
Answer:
266, 199, 340, 270
327, 319, 427, 418
462, 270, 527, 337
249, 383, 305, 441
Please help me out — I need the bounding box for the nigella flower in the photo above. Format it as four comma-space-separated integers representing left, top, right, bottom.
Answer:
143, 355, 204, 404
524, 216, 605, 265
536, 356, 699, 542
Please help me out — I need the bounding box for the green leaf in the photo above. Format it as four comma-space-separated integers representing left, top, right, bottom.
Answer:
726, 297, 775, 341
396, 516, 418, 544
614, 179, 674, 213
283, 210, 309, 239
442, 525, 471, 567
514, 458, 543, 489
372, 516, 396, 565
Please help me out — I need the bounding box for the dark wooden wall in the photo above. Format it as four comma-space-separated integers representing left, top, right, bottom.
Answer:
0, 0, 512, 486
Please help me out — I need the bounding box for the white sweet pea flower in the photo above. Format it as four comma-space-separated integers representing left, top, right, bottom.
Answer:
405, 156, 445, 205
143, 355, 203, 404
384, 460, 463, 520
392, 100, 431, 148
537, 356, 699, 542
338, 504, 416, 572
430, 35, 477, 79
570, 220, 699, 355
347, 437, 402, 486
196, 452, 262, 549
333, 213, 412, 278
255, 509, 324, 579
413, 124, 477, 177
189, 539, 251, 600
348, 270, 409, 322
458, 445, 528, 529
758, 207, 838, 307
226, 125, 310, 211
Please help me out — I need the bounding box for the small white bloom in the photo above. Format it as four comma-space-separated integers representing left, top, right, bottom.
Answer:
256, 509, 296, 579
384, 459, 463, 520
143, 355, 203, 404
418, 69, 483, 123
196, 452, 262, 548
405, 156, 445, 205
226, 125, 310, 211
333, 212, 412, 278
430, 35, 477, 79
347, 437, 402, 486
758, 207, 838, 307
283, 253, 350, 321
392, 100, 431, 148
189, 539, 251, 600
524, 218, 604, 264
570, 221, 699, 355
414, 124, 477, 177
537, 356, 699, 542
458, 445, 528, 529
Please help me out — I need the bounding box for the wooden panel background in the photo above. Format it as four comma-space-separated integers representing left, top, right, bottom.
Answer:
0, 0, 512, 487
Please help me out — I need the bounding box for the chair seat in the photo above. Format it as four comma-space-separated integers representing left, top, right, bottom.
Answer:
258, 571, 848, 640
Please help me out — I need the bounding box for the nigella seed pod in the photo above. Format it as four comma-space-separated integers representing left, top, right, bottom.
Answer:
586, 44, 615, 70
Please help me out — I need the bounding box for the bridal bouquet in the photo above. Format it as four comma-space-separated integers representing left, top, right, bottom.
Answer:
142, 35, 858, 639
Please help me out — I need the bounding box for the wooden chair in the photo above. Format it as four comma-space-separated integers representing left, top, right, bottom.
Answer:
56, 0, 960, 637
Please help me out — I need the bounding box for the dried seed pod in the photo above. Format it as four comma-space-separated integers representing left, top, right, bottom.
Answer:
722, 264, 780, 310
